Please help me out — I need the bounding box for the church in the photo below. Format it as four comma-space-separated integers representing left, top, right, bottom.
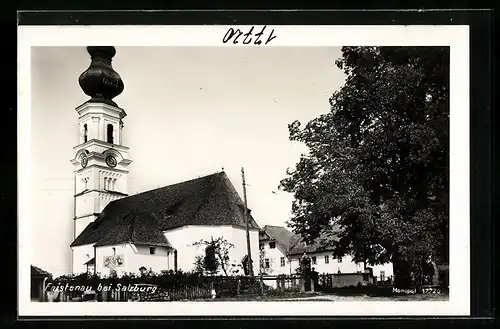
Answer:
69, 46, 261, 276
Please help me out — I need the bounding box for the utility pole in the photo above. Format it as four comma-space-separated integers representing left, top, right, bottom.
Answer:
241, 167, 254, 278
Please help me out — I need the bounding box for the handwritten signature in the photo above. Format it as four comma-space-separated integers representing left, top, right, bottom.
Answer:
223, 25, 277, 45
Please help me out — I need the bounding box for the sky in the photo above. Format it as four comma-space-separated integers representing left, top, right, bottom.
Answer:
30, 46, 346, 275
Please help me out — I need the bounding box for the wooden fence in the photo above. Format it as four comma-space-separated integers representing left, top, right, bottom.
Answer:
45, 276, 266, 302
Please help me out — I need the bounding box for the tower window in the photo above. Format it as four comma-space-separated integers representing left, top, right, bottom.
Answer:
83, 124, 88, 143
107, 124, 114, 144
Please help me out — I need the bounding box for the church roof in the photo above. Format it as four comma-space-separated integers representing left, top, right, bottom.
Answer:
259, 225, 341, 256
71, 172, 260, 248
31, 265, 51, 278
84, 257, 96, 265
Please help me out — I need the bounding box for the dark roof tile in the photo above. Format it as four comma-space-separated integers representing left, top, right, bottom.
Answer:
31, 265, 51, 277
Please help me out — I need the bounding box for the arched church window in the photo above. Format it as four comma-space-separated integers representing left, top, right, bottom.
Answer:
107, 124, 114, 144
112, 178, 117, 191
83, 124, 88, 143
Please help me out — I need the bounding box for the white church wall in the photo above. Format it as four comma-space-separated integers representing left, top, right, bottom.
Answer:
163, 225, 260, 275
93, 244, 172, 276
131, 244, 171, 274
74, 216, 95, 241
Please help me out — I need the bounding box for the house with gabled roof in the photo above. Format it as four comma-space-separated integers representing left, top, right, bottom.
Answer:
259, 225, 393, 280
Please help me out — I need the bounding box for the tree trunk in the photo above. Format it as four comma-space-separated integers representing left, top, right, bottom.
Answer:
392, 253, 412, 289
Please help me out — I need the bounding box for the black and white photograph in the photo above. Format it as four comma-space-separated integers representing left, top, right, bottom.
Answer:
18, 25, 470, 316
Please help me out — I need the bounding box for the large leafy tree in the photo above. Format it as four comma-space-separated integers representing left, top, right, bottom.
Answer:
279, 46, 449, 288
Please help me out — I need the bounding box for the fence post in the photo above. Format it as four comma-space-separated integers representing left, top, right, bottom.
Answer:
299, 278, 305, 292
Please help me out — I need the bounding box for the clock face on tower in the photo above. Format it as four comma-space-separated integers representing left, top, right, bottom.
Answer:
80, 154, 88, 168
106, 155, 117, 168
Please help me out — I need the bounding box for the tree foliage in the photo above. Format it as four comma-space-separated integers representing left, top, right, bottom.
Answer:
279, 47, 449, 287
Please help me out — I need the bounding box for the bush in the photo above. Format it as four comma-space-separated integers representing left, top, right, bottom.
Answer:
438, 266, 449, 290
47, 271, 266, 299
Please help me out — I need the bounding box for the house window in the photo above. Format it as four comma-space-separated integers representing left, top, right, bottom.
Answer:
269, 241, 276, 249
324, 255, 329, 264
149, 247, 156, 255
83, 124, 88, 143
311, 256, 317, 265
107, 124, 114, 144
264, 258, 270, 269
337, 257, 343, 263
380, 270, 386, 281
280, 257, 285, 267
259, 243, 264, 250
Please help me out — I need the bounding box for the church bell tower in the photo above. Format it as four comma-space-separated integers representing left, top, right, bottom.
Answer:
70, 46, 132, 242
